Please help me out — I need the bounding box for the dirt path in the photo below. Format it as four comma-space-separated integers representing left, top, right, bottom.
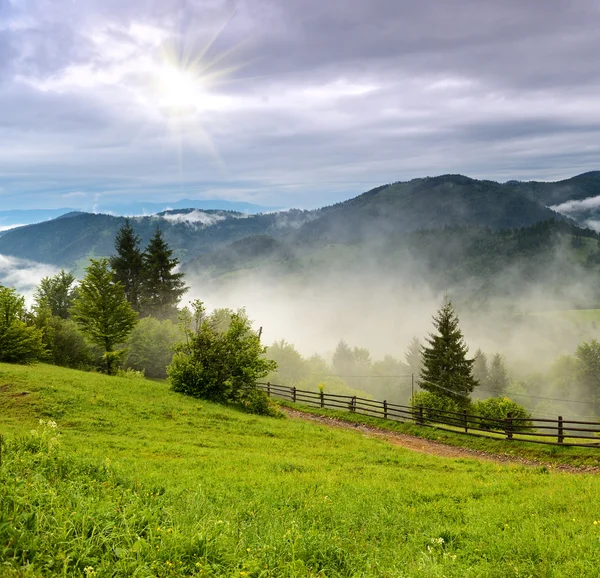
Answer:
282, 407, 600, 474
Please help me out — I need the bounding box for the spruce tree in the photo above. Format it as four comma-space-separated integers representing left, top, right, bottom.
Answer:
488, 353, 509, 397
140, 228, 188, 319
472, 348, 489, 389
404, 336, 422, 378
71, 259, 137, 374
110, 219, 144, 312
332, 339, 355, 377
420, 298, 478, 406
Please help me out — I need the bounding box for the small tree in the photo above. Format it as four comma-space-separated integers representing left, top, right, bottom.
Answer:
34, 270, 77, 319
71, 259, 137, 374
140, 228, 188, 319
168, 301, 277, 412
0, 285, 45, 363
110, 219, 144, 312
488, 353, 509, 397
420, 297, 478, 406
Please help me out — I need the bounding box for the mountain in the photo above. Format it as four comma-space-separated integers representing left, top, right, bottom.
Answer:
0, 209, 314, 271
0, 172, 593, 273
291, 174, 562, 246
0, 208, 76, 230
92, 198, 280, 215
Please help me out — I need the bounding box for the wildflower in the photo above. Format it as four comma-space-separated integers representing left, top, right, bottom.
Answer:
594, 520, 600, 525
84, 567, 96, 577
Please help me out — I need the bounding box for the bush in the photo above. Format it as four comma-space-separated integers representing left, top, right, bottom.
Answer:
42, 317, 98, 369
412, 391, 461, 425
471, 397, 532, 432
168, 302, 277, 414
240, 387, 282, 417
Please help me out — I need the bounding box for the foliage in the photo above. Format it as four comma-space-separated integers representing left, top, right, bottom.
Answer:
110, 218, 144, 312
33, 270, 77, 319
472, 349, 489, 390
168, 301, 277, 410
332, 339, 354, 376
267, 339, 305, 385
40, 316, 97, 369
124, 317, 180, 378
404, 336, 422, 377
412, 391, 461, 425
0, 285, 45, 363
420, 297, 478, 406
71, 258, 138, 374
471, 397, 532, 432
575, 339, 600, 410
239, 387, 282, 417
488, 353, 509, 396
140, 228, 188, 320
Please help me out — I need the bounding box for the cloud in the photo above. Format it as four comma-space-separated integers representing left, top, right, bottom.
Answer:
551, 195, 600, 214
160, 210, 228, 226
2, 1, 600, 209
0, 224, 26, 232
0, 253, 59, 302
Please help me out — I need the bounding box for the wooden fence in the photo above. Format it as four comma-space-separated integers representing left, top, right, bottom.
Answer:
257, 382, 600, 448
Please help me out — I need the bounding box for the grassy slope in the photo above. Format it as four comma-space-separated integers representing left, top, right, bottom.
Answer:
2, 363, 600, 577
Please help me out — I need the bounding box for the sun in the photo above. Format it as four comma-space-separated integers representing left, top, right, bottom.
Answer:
153, 63, 206, 119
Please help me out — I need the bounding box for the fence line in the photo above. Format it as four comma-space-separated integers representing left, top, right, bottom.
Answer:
257, 382, 600, 448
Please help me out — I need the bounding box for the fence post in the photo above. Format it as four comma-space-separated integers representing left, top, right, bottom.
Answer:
320, 391, 324, 408
463, 409, 468, 433
383, 400, 388, 420
504, 412, 513, 440
292, 387, 296, 403
349, 396, 356, 413
417, 405, 424, 425
267, 382, 271, 397
558, 415, 564, 444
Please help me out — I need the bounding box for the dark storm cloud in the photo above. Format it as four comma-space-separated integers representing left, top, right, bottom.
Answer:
1, 0, 600, 209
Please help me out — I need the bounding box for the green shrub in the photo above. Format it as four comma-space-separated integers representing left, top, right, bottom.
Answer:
240, 387, 282, 417
412, 391, 461, 425
471, 397, 532, 432
168, 301, 277, 415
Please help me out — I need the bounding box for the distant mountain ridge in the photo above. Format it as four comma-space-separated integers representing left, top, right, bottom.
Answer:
2, 171, 600, 272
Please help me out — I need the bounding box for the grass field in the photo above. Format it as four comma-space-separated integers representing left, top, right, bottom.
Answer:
2, 363, 600, 577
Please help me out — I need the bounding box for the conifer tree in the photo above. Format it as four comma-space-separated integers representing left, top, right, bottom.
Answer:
110, 219, 143, 312
34, 270, 77, 319
71, 259, 137, 374
405, 336, 422, 378
488, 353, 509, 397
472, 348, 489, 389
420, 298, 478, 406
140, 228, 188, 320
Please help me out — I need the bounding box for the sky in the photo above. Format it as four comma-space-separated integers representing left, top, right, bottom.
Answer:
1, 0, 600, 211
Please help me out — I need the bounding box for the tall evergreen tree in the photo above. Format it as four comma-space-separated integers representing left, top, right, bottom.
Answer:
472, 348, 489, 389
71, 259, 137, 374
405, 336, 422, 378
140, 228, 188, 320
110, 219, 144, 312
488, 353, 509, 397
420, 298, 478, 406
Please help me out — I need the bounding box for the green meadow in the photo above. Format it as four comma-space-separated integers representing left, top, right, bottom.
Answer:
2, 363, 600, 577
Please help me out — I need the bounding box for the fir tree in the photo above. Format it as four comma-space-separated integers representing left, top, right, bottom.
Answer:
488, 353, 509, 397
33, 270, 77, 319
71, 259, 137, 374
472, 348, 489, 389
110, 219, 144, 312
405, 336, 422, 378
420, 298, 478, 406
140, 228, 188, 319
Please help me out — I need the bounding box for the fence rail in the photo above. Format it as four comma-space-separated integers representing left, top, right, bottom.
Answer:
257, 382, 600, 448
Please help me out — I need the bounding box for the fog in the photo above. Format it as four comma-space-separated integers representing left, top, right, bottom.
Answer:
0, 253, 59, 302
